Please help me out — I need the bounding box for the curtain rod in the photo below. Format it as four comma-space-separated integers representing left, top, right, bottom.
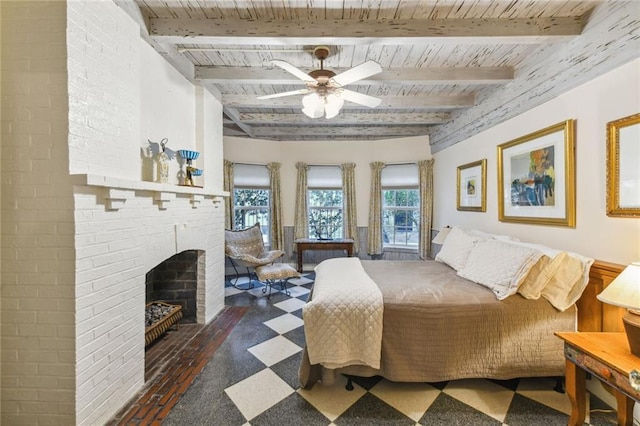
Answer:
231, 160, 426, 167
384, 161, 418, 166
233, 161, 268, 167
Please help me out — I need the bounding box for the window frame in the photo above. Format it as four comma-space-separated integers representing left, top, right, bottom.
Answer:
307, 187, 345, 240
382, 187, 420, 250
233, 186, 271, 245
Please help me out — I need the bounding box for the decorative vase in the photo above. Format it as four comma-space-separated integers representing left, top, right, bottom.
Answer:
156, 150, 169, 183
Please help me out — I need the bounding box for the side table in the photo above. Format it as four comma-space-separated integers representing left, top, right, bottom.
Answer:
295, 239, 354, 272
555, 332, 640, 426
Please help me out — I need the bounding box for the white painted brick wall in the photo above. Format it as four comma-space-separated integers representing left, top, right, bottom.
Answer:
1, 1, 76, 424
2, 0, 227, 424
74, 189, 225, 425
67, 0, 140, 181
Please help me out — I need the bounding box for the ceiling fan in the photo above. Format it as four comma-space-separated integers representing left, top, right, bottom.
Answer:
257, 46, 383, 119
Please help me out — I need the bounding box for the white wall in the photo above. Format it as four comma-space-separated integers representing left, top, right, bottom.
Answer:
140, 42, 197, 184
2, 0, 226, 424
1, 1, 76, 424
224, 136, 431, 226
67, 0, 140, 180
433, 59, 640, 266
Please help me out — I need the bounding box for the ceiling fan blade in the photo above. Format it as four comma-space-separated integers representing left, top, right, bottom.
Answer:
340, 89, 382, 108
331, 61, 382, 87
271, 60, 317, 83
257, 88, 311, 100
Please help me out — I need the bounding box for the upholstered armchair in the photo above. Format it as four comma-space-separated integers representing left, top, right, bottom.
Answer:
224, 223, 285, 289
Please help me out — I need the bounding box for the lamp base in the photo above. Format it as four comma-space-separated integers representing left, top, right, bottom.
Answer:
622, 310, 640, 357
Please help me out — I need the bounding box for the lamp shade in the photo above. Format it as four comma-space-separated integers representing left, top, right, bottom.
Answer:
431, 226, 452, 245
597, 262, 640, 310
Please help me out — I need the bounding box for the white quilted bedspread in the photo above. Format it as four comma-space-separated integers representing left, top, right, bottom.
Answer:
303, 257, 383, 370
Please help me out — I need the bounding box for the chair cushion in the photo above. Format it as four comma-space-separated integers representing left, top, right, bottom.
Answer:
256, 264, 301, 281
225, 224, 266, 258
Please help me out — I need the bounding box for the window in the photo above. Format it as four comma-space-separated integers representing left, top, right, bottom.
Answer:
383, 189, 419, 247
307, 165, 343, 240
233, 164, 270, 244
308, 189, 343, 239
234, 188, 270, 244
381, 164, 420, 248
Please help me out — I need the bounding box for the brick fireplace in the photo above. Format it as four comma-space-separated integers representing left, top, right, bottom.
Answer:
72, 177, 226, 424
146, 250, 204, 323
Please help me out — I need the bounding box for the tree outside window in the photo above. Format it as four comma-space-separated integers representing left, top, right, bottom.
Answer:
383, 189, 420, 247
308, 189, 343, 240
234, 188, 270, 244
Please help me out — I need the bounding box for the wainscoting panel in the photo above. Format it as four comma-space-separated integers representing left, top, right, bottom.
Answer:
282, 226, 424, 265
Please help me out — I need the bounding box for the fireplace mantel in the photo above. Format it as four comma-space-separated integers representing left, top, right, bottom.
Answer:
73, 174, 229, 210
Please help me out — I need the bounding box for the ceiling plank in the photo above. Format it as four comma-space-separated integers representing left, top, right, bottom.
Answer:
149, 17, 584, 45
222, 94, 475, 108
238, 112, 451, 125
195, 66, 514, 85
250, 125, 432, 137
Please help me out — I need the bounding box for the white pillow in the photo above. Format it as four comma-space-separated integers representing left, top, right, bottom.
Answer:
435, 226, 480, 271
468, 229, 520, 242
541, 251, 594, 311
502, 240, 562, 259
457, 239, 544, 300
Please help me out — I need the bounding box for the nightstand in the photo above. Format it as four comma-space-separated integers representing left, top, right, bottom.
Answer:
555, 332, 640, 426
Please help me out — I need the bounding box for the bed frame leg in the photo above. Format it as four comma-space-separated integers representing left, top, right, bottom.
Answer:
345, 377, 354, 391
554, 376, 565, 393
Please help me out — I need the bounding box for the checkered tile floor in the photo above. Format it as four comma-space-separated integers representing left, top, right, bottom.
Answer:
164, 271, 617, 426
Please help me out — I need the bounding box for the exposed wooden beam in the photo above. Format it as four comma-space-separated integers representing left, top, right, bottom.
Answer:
222, 106, 255, 138
149, 17, 584, 45
250, 125, 432, 138
223, 126, 249, 137
222, 94, 474, 109
238, 112, 450, 125
195, 66, 514, 85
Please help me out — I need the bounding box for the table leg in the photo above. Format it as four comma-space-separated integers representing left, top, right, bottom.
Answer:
614, 391, 634, 426
347, 245, 353, 257
565, 359, 586, 426
297, 248, 303, 273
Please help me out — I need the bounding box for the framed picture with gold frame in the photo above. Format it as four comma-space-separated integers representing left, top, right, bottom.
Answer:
457, 159, 486, 212
497, 120, 576, 227
607, 112, 640, 217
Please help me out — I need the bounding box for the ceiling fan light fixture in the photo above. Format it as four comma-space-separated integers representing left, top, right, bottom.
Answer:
264, 46, 382, 119
302, 93, 324, 118
324, 94, 344, 119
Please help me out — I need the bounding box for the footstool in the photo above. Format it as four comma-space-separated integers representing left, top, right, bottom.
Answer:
255, 263, 301, 297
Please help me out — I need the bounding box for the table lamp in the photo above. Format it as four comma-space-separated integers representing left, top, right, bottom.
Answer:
431, 226, 452, 245
596, 262, 640, 357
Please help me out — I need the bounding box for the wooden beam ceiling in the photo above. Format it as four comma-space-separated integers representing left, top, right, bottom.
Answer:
195, 66, 515, 85
237, 112, 451, 125
221, 94, 475, 109
249, 125, 433, 138
149, 17, 584, 45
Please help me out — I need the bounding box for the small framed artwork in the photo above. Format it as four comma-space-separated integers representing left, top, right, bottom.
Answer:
457, 159, 486, 212
607, 112, 640, 217
497, 119, 576, 227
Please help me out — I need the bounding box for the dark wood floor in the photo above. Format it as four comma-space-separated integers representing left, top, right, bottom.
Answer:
107, 306, 248, 425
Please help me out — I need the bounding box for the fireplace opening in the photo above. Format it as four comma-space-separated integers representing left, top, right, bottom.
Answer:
146, 250, 203, 323
144, 250, 204, 379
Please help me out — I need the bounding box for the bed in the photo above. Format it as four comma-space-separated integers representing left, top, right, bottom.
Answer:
299, 227, 623, 389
